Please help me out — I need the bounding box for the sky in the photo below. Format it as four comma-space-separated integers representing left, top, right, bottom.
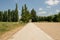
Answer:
0, 0, 60, 16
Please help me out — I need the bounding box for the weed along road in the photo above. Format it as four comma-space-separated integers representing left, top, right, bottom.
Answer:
7, 23, 53, 40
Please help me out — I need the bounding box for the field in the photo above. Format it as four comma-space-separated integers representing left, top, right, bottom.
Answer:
0, 22, 25, 39
34, 22, 60, 40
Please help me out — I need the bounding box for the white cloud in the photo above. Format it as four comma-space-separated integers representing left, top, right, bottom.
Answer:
47, 12, 54, 16
39, 8, 43, 11
45, 0, 60, 6
18, 9, 21, 13
38, 11, 47, 15
37, 8, 47, 16
47, 6, 51, 8
56, 10, 60, 13
37, 11, 47, 16
37, 11, 48, 16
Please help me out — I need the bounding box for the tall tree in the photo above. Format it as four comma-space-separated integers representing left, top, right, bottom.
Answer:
3, 11, 8, 22
21, 4, 31, 23
15, 3, 19, 22
21, 6, 24, 16
8, 9, 11, 22
31, 9, 37, 22
55, 12, 60, 22
0, 11, 3, 22
11, 10, 15, 22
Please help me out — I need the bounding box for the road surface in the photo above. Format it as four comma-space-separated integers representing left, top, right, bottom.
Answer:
7, 23, 53, 40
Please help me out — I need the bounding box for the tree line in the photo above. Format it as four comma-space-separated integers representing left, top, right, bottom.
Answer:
0, 4, 60, 22
20, 4, 60, 22
0, 4, 18, 22
36, 13, 60, 22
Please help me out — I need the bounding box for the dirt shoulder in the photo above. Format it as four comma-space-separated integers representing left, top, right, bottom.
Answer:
0, 26, 24, 40
34, 22, 60, 40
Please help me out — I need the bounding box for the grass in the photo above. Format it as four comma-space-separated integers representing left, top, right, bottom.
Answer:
0, 22, 25, 36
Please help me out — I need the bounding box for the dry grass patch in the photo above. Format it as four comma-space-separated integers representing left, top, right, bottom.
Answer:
0, 22, 25, 38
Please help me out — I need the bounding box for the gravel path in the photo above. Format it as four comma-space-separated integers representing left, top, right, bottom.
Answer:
7, 23, 53, 40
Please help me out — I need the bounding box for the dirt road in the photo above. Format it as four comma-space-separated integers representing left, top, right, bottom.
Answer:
7, 23, 53, 40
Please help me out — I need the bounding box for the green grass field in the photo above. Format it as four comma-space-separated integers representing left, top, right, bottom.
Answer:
0, 22, 25, 36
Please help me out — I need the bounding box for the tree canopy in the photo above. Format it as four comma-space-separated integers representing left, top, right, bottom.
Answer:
0, 4, 60, 22
0, 3, 18, 22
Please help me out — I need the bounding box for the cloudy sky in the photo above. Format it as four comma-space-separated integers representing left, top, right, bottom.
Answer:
0, 0, 60, 16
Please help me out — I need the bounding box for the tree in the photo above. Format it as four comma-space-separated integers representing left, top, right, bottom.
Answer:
21, 4, 31, 23
3, 11, 8, 22
15, 3, 19, 22
21, 6, 24, 16
55, 12, 60, 22
8, 9, 11, 22
31, 9, 37, 22
46, 16, 53, 22
0, 11, 3, 22
10, 10, 14, 22
52, 14, 58, 22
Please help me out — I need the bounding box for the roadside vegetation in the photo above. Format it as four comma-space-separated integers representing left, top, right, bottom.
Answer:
0, 3, 60, 23
0, 22, 25, 36
0, 4, 18, 22
20, 4, 60, 22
